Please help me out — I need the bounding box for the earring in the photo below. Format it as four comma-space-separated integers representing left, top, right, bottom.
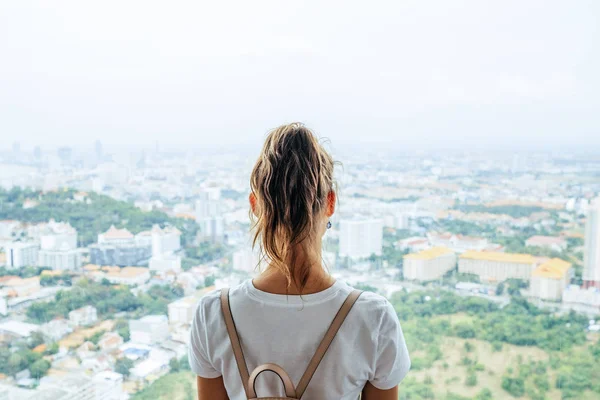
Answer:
327, 220, 332, 229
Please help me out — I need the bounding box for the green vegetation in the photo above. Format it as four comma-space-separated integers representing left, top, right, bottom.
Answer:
131, 371, 196, 400
115, 358, 134, 377
183, 241, 228, 269
391, 289, 600, 399
0, 266, 50, 278
26, 280, 184, 323
40, 272, 72, 286
0, 333, 53, 379
0, 187, 198, 246
454, 205, 546, 218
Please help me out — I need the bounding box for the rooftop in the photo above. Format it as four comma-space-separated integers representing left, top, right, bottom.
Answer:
460, 250, 536, 264
102, 225, 134, 239
404, 246, 454, 260
526, 235, 566, 245
532, 258, 572, 279
0, 320, 40, 337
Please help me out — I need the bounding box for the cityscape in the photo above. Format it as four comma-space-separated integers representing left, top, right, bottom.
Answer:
0, 143, 599, 400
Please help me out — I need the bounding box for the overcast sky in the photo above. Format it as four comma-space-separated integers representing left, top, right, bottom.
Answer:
1, 0, 598, 152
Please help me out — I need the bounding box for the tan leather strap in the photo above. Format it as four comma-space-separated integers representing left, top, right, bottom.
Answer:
248, 363, 297, 398
295, 289, 363, 399
220, 288, 252, 399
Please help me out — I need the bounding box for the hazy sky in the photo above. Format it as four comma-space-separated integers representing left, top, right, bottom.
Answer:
1, 1, 599, 152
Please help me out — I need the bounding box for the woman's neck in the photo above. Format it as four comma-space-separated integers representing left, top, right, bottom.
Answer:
252, 258, 335, 295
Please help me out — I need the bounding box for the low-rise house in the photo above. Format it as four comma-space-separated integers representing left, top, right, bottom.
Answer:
69, 305, 98, 327
129, 315, 169, 345
526, 235, 568, 252
97, 332, 123, 351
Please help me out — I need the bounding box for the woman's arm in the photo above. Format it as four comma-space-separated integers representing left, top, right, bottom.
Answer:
362, 381, 398, 400
197, 375, 229, 400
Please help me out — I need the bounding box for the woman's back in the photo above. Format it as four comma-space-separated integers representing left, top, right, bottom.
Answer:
189, 279, 410, 400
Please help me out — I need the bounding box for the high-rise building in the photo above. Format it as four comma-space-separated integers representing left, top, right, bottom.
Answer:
150, 225, 181, 257
583, 198, 600, 288
195, 188, 224, 242
33, 220, 82, 271
339, 218, 383, 259
4, 241, 39, 269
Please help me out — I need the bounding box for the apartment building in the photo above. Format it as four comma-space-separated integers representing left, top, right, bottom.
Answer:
458, 251, 537, 282
403, 247, 456, 281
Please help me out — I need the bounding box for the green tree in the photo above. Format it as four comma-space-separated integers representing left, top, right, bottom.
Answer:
115, 358, 134, 377
29, 359, 50, 379
169, 358, 180, 372
502, 375, 525, 397
465, 371, 478, 387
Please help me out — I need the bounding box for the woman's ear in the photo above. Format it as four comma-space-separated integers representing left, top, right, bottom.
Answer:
249, 192, 258, 216
326, 191, 336, 217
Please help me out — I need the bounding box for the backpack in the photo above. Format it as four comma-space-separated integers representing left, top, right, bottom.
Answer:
220, 288, 363, 400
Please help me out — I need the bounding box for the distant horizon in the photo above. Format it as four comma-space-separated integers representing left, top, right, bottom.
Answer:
2, 1, 599, 152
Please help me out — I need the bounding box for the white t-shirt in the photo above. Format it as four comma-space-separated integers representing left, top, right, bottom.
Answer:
189, 279, 410, 400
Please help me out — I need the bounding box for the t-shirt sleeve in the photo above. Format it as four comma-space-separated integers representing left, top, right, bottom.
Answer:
188, 301, 222, 378
370, 300, 411, 390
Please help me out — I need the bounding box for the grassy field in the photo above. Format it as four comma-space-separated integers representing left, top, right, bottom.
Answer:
131, 371, 197, 400
131, 322, 599, 400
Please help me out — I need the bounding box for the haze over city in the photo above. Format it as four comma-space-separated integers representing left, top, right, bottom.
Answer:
1, 0, 599, 151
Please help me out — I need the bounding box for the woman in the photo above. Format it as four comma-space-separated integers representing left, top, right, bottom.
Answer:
189, 123, 410, 399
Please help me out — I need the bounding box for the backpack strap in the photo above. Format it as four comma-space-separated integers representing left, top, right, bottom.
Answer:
295, 289, 363, 399
220, 288, 252, 399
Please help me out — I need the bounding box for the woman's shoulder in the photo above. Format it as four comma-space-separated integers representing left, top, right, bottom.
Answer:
349, 287, 398, 328
193, 281, 247, 318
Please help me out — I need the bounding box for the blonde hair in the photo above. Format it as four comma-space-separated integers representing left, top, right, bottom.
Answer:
250, 122, 335, 291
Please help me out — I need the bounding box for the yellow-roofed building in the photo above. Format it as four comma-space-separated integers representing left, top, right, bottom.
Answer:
458, 251, 537, 282
403, 247, 456, 281
530, 258, 573, 300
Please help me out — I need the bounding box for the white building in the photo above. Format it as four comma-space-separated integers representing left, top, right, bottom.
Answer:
31, 372, 123, 400
458, 251, 537, 282
38, 246, 82, 271
583, 198, 600, 288
130, 315, 169, 344
427, 232, 491, 253
35, 220, 82, 271
4, 241, 39, 269
339, 218, 383, 259
526, 235, 568, 253
69, 305, 98, 327
0, 320, 40, 341
195, 188, 225, 242
149, 253, 182, 274
563, 285, 600, 310
151, 225, 181, 256
168, 296, 198, 325
29, 219, 78, 250
41, 318, 72, 341
530, 258, 572, 301
232, 247, 260, 273
403, 247, 457, 281
397, 236, 429, 252
92, 371, 124, 400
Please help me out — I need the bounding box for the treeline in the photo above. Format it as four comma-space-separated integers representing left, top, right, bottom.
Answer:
391, 289, 600, 399
0, 187, 198, 246
26, 279, 184, 323
391, 290, 588, 352
453, 204, 547, 218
